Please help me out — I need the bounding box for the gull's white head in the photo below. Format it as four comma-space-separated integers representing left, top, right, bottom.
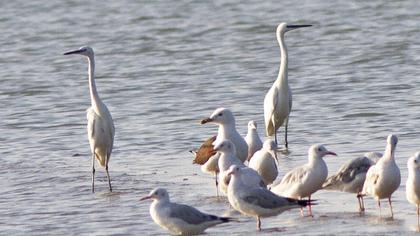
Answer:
201, 107, 235, 125
385, 134, 398, 158
408, 152, 420, 171
308, 144, 337, 159
227, 165, 241, 177
64, 46, 94, 58
213, 139, 236, 154
247, 120, 257, 131
263, 139, 278, 162
140, 188, 169, 202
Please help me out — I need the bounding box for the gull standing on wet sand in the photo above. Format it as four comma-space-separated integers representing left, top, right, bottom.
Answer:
249, 139, 279, 185
360, 134, 400, 218
271, 144, 336, 216
140, 188, 233, 235
201, 108, 248, 162
245, 120, 263, 161
64, 46, 115, 192
406, 152, 420, 228
226, 165, 310, 230
323, 152, 382, 212
264, 23, 311, 148
190, 136, 220, 195
214, 139, 265, 194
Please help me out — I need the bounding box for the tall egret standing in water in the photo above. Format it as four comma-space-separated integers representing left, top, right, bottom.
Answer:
64, 46, 115, 192
264, 23, 311, 148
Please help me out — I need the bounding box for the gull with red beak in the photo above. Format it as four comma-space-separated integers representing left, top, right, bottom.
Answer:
140, 188, 233, 235
201, 108, 248, 163
271, 144, 336, 216
264, 23, 311, 149
360, 134, 400, 218
226, 165, 311, 230
249, 139, 279, 185
64, 46, 115, 193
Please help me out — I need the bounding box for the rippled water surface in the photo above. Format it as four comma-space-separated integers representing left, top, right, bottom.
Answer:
2, 0, 420, 235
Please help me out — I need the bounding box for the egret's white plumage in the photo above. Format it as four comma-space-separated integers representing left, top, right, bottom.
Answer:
64, 46, 115, 192
264, 23, 311, 148
245, 120, 263, 161
406, 152, 420, 228
201, 108, 248, 162
214, 139, 265, 194
271, 144, 336, 216
226, 165, 309, 230
140, 188, 232, 235
361, 134, 401, 217
249, 139, 278, 185
323, 152, 382, 212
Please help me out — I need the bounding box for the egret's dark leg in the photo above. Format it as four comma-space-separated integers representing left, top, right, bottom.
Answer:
284, 118, 289, 148
361, 195, 365, 212
105, 164, 112, 192
215, 172, 219, 197
91, 153, 95, 193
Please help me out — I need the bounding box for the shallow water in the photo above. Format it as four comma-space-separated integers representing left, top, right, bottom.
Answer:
2, 0, 420, 235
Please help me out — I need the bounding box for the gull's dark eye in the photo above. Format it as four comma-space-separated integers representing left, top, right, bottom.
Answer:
218, 113, 223, 116
318, 148, 322, 151
415, 160, 418, 163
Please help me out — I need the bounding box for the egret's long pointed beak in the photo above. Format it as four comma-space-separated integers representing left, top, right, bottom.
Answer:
139, 195, 152, 201
200, 118, 213, 124
286, 24, 312, 31
326, 151, 337, 156
63, 48, 86, 55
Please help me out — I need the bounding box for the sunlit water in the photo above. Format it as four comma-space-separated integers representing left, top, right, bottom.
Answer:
2, 0, 420, 235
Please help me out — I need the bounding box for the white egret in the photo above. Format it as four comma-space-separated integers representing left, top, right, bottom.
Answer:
64, 46, 115, 192
264, 23, 311, 148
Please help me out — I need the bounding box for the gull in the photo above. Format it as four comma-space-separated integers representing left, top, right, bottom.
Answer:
360, 134, 401, 218
140, 188, 233, 235
406, 152, 420, 228
190, 136, 220, 195
201, 108, 248, 162
323, 152, 382, 212
249, 139, 279, 185
214, 139, 265, 194
226, 165, 310, 230
244, 120, 263, 161
271, 144, 336, 216
264, 23, 311, 148
64, 46, 115, 192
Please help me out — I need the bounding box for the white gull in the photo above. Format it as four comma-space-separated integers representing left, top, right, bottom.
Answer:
249, 139, 279, 185
244, 120, 263, 161
406, 152, 420, 228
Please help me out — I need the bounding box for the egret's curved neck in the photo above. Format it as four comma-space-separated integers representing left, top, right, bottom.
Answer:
87, 55, 101, 108
276, 33, 288, 86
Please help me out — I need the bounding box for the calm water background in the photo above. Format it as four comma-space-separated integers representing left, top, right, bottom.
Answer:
2, 0, 420, 235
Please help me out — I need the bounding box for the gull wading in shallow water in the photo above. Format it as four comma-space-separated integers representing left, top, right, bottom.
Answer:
189, 136, 220, 196
271, 144, 336, 216
64, 46, 115, 193
264, 23, 311, 149
226, 165, 310, 230
323, 152, 382, 212
201, 108, 248, 163
244, 120, 263, 161
214, 139, 265, 194
360, 134, 400, 218
406, 152, 420, 228
140, 188, 233, 235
